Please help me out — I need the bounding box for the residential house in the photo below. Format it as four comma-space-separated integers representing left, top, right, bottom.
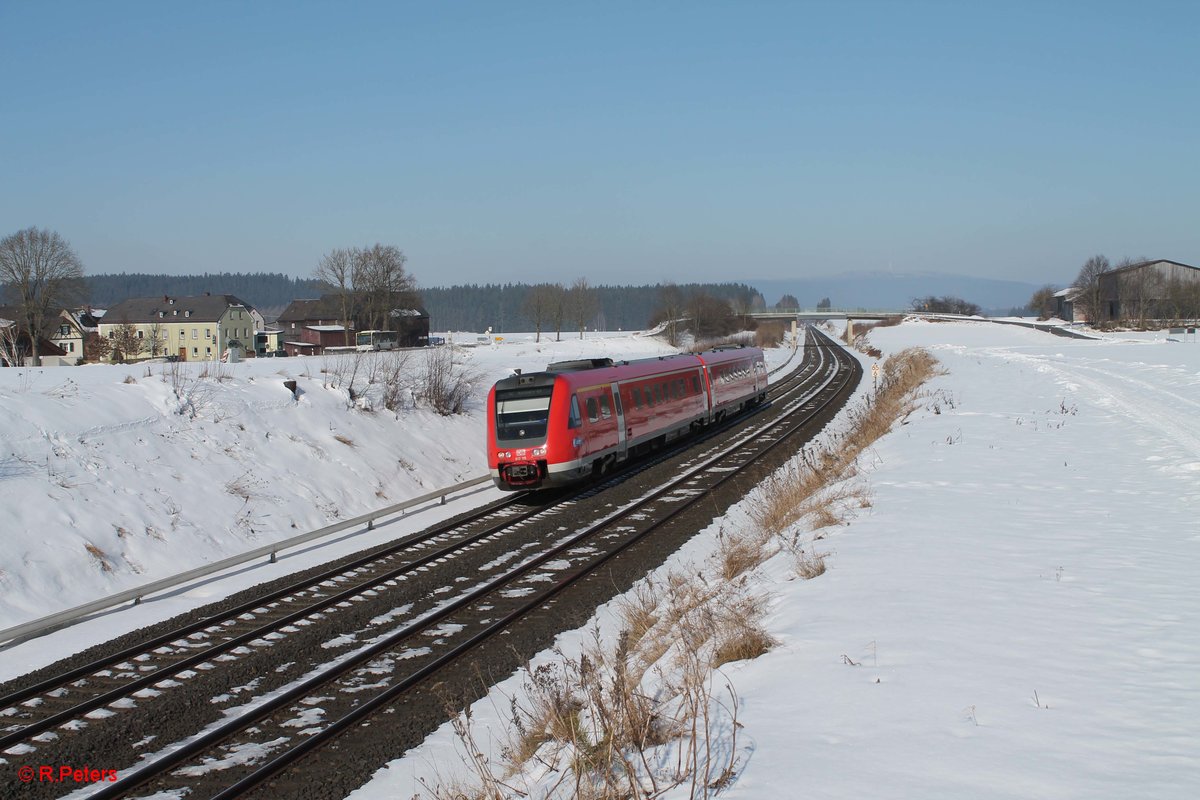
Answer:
99, 294, 259, 362
47, 309, 87, 362
254, 328, 285, 357
0, 306, 70, 366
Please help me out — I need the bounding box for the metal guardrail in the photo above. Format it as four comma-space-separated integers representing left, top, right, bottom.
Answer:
0, 475, 493, 646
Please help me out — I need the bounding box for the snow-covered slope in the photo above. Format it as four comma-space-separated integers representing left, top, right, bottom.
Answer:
0, 333, 679, 642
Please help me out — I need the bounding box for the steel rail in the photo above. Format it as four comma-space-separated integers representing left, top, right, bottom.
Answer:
0, 341, 817, 749
0, 477, 496, 646
86, 329, 856, 799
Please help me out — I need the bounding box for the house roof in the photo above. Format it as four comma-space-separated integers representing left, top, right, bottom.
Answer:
102, 294, 255, 325
277, 293, 427, 322
1103, 259, 1198, 277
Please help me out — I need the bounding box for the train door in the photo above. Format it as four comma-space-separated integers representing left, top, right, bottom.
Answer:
612, 383, 628, 459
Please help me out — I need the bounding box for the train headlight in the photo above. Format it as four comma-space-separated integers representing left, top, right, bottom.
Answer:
498, 451, 512, 459
531, 447, 546, 457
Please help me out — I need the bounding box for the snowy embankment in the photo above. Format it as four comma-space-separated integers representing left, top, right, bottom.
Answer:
0, 332, 681, 679
354, 320, 1200, 799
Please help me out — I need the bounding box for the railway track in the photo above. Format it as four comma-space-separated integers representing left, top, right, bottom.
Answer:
0, 327, 857, 800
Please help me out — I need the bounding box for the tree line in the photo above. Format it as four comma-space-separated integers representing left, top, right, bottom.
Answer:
85, 271, 329, 316
423, 281, 764, 335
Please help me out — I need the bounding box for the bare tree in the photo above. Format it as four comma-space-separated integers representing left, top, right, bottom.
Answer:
356, 244, 417, 334
688, 290, 737, 340
523, 283, 559, 343
1028, 285, 1058, 320
652, 282, 686, 346
0, 320, 19, 367
0, 227, 86, 366
314, 247, 359, 347
729, 288, 758, 330
548, 283, 567, 341
568, 277, 596, 340
111, 322, 143, 363
84, 330, 111, 364
147, 321, 165, 357
1072, 255, 1110, 324
911, 295, 982, 315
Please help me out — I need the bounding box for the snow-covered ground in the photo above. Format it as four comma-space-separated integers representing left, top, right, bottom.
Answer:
352, 320, 1200, 799
3, 320, 1198, 798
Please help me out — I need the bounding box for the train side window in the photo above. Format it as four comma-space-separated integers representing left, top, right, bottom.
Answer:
652, 385, 661, 404
693, 376, 701, 393
661, 382, 669, 399
632, 389, 642, 409
613, 394, 623, 416
569, 396, 582, 429
645, 387, 654, 406
600, 395, 611, 419
586, 397, 599, 423
676, 379, 684, 397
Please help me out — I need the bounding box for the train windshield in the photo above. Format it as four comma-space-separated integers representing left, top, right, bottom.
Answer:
495, 385, 554, 442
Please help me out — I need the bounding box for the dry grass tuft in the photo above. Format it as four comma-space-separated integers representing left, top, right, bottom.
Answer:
748, 346, 939, 579
84, 542, 114, 573
122, 374, 136, 384
716, 525, 775, 581
793, 548, 828, 579
711, 594, 776, 667
333, 433, 355, 447
755, 322, 786, 347
616, 580, 660, 647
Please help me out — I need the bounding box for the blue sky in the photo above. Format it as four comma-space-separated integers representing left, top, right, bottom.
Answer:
2, 1, 1197, 288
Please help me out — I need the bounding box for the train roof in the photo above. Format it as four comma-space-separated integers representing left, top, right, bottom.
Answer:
490, 348, 762, 394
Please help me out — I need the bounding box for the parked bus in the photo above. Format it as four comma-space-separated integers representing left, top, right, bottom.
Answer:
355, 330, 398, 351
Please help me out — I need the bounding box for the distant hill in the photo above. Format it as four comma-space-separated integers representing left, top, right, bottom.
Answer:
752, 271, 1047, 315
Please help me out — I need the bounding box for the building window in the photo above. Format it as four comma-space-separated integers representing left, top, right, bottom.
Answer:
192, 347, 198, 355
205, 328, 211, 339
137, 330, 144, 339
192, 329, 198, 339
206, 347, 212, 355
59, 324, 70, 337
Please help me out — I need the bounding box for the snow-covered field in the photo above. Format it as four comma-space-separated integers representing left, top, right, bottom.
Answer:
353, 320, 1200, 799
3, 320, 1198, 797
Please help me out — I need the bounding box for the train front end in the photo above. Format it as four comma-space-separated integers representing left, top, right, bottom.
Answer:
487, 371, 564, 490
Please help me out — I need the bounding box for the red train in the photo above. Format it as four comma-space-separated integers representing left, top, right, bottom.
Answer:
487, 346, 767, 490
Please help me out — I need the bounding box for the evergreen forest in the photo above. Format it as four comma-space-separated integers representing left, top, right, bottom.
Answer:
82, 273, 765, 333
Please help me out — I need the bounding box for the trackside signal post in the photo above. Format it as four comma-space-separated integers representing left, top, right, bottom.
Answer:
871, 361, 880, 392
